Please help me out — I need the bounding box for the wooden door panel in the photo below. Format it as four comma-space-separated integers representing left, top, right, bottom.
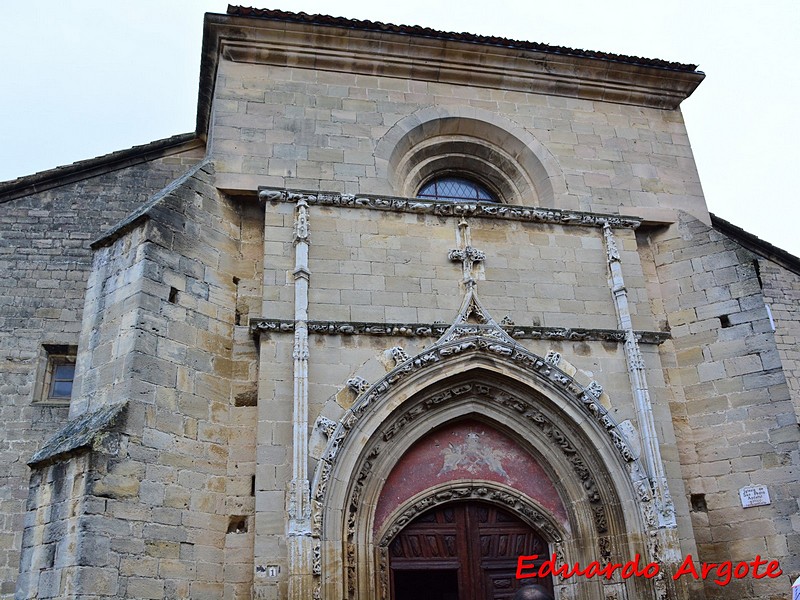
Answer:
393, 569, 460, 600
389, 502, 552, 599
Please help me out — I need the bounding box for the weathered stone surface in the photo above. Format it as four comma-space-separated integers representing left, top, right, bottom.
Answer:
27, 402, 127, 467
3, 8, 800, 600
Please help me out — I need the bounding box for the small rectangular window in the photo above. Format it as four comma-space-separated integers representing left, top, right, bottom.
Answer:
37, 345, 77, 404
49, 362, 75, 399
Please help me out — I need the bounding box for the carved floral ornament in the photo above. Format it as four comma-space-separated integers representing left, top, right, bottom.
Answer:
376, 451, 566, 547
258, 188, 642, 228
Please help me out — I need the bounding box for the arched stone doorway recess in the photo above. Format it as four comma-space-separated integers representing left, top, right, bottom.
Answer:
388, 501, 553, 600
374, 418, 566, 599
311, 347, 668, 600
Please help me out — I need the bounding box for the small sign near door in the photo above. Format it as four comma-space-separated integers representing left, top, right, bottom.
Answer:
739, 485, 770, 508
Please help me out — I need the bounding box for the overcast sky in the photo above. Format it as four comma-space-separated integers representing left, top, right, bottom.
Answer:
2, 1, 798, 255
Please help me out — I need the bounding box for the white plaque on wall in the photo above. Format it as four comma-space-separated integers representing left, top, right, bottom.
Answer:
739, 484, 770, 508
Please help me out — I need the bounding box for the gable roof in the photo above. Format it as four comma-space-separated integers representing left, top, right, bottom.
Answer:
711, 213, 800, 275
0, 133, 203, 204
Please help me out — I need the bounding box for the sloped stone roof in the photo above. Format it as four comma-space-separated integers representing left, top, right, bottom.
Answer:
28, 402, 128, 467
0, 133, 202, 203
711, 213, 800, 275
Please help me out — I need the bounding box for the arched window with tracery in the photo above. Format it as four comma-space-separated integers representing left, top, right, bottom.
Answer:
417, 176, 497, 202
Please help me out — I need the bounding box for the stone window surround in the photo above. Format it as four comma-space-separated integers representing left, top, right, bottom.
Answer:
33, 344, 77, 405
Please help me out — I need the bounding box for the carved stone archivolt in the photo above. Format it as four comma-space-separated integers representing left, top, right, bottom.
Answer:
307, 335, 668, 598
470, 384, 608, 534
323, 337, 639, 467
313, 376, 663, 599
377, 482, 565, 548
329, 374, 647, 599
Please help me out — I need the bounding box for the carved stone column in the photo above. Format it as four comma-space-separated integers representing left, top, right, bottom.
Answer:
288, 198, 312, 599
603, 224, 683, 599
603, 223, 675, 526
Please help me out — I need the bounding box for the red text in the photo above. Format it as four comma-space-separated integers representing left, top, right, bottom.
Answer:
672, 554, 782, 586
516, 553, 659, 581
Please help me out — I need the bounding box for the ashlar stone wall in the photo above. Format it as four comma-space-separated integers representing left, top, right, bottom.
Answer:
759, 260, 800, 422
16, 163, 262, 599
211, 60, 706, 222
0, 147, 201, 598
647, 212, 800, 599
253, 197, 697, 597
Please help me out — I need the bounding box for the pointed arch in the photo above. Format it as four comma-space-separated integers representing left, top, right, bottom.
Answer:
309, 339, 663, 599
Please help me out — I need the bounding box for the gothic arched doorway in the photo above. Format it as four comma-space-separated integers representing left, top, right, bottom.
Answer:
389, 502, 553, 600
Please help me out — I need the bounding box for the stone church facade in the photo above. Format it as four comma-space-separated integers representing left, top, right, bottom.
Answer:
1, 7, 798, 600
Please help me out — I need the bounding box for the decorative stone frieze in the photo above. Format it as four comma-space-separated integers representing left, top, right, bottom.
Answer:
250, 318, 670, 344
324, 371, 651, 599
259, 188, 642, 228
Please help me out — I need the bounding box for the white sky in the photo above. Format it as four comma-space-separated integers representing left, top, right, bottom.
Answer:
2, 1, 798, 255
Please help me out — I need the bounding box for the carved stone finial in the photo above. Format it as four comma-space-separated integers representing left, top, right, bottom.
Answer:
587, 380, 604, 398
449, 217, 486, 289
602, 222, 621, 263
389, 347, 410, 365
544, 351, 561, 366
346, 376, 370, 395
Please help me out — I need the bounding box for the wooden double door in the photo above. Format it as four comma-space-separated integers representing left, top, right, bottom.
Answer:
389, 502, 553, 600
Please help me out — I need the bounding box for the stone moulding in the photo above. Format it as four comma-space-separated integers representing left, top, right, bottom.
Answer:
211, 15, 703, 111
335, 337, 640, 468
28, 401, 128, 468
375, 480, 569, 598
372, 383, 611, 540
312, 340, 659, 599
257, 188, 642, 228
250, 318, 670, 345
376, 481, 565, 548
304, 310, 678, 600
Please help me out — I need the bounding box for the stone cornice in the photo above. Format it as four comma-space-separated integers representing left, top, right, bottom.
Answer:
250, 318, 670, 345
228, 7, 697, 73
258, 189, 642, 229
202, 12, 703, 117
